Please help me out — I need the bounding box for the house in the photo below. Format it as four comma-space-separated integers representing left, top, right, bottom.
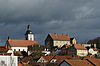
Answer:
67, 44, 88, 57
59, 44, 72, 55
82, 44, 96, 49
0, 46, 12, 56
45, 33, 76, 49
89, 48, 98, 55
37, 56, 54, 63
5, 25, 39, 56
42, 48, 51, 56
59, 60, 93, 66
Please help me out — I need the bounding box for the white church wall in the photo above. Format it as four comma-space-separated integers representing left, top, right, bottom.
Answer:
12, 47, 28, 52
28, 34, 34, 40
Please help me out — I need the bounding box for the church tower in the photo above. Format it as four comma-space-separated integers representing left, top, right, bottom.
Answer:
25, 25, 34, 40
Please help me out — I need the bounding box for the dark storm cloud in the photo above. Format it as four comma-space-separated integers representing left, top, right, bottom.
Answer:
0, 0, 100, 44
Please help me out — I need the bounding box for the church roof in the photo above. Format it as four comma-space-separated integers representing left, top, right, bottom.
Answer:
25, 24, 33, 35
25, 30, 33, 35
49, 33, 71, 41
8, 40, 39, 47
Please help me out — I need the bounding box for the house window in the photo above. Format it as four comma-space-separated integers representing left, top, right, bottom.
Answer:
42, 60, 44, 62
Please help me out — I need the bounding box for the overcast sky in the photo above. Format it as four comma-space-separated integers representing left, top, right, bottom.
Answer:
0, 0, 100, 44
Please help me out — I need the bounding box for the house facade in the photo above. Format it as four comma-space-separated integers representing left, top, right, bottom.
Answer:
68, 44, 88, 57
45, 33, 76, 49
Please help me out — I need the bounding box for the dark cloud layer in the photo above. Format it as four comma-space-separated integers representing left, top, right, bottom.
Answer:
0, 0, 100, 44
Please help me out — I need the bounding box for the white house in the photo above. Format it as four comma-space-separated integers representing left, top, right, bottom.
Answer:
89, 48, 98, 55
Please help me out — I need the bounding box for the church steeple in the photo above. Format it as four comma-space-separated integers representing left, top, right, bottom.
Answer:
25, 25, 34, 40
27, 24, 30, 30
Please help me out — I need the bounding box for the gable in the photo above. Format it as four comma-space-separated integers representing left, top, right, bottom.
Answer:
37, 57, 48, 63
45, 34, 53, 41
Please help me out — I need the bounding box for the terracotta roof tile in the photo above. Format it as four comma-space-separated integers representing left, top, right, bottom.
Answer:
74, 44, 87, 50
66, 55, 79, 59
49, 33, 71, 41
22, 56, 31, 63
93, 48, 98, 51
14, 51, 23, 56
82, 56, 95, 60
65, 60, 93, 66
18, 62, 23, 66
53, 56, 67, 61
0, 46, 11, 52
65, 44, 72, 48
43, 56, 54, 62
8, 40, 39, 47
0, 53, 12, 56
86, 58, 100, 66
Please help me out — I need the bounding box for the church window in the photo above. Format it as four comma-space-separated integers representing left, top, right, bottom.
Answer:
30, 38, 32, 40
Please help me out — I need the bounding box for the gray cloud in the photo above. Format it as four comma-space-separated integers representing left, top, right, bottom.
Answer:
0, 0, 100, 44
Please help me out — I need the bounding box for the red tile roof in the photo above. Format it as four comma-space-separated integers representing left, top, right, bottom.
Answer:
53, 56, 67, 61
43, 56, 54, 62
82, 56, 95, 60
18, 62, 23, 66
74, 44, 87, 50
14, 51, 23, 56
65, 44, 72, 48
49, 33, 71, 41
93, 48, 98, 51
65, 60, 93, 66
86, 58, 100, 66
0, 46, 12, 52
66, 55, 79, 59
22, 56, 31, 63
8, 40, 39, 47
0, 53, 12, 56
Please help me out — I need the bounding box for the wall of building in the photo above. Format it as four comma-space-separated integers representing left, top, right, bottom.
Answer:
28, 34, 34, 40
72, 38, 76, 44
53, 40, 70, 48
77, 50, 88, 57
0, 56, 18, 66
67, 47, 76, 55
45, 35, 53, 49
89, 48, 98, 55
12, 47, 28, 52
